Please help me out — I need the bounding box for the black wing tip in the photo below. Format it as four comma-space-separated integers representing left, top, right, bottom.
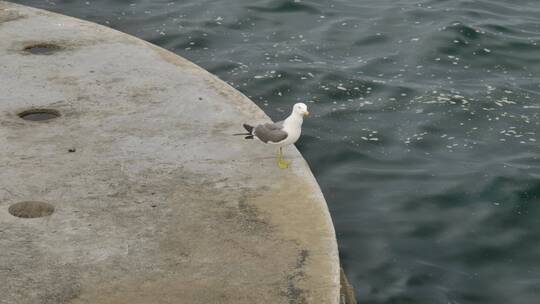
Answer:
233, 123, 254, 138
243, 124, 254, 134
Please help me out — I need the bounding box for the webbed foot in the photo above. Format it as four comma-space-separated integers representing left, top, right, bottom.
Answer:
278, 159, 290, 169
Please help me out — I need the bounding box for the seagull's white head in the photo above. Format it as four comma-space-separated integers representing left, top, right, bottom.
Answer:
292, 103, 309, 118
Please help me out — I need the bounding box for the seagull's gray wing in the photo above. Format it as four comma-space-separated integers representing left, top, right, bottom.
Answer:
254, 121, 288, 143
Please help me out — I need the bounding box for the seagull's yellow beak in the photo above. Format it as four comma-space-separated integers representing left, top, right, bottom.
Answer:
304, 111, 310, 117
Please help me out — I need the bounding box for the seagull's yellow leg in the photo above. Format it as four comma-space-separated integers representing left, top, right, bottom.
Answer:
278, 147, 289, 169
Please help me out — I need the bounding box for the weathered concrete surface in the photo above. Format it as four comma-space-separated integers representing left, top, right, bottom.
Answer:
0, 2, 340, 304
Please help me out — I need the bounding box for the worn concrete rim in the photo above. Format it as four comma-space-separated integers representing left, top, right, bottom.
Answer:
0, 1, 341, 303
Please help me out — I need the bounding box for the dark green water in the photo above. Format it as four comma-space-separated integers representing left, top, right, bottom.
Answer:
14, 0, 540, 303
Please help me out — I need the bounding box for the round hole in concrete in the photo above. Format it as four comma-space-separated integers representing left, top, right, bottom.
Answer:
23, 43, 62, 55
18, 109, 60, 121
8, 201, 55, 218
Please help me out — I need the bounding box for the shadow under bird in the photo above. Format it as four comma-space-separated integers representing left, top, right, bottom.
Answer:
234, 103, 309, 169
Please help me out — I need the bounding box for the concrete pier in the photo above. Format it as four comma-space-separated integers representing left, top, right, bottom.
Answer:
0, 2, 340, 303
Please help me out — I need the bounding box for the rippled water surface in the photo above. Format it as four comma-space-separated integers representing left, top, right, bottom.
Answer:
13, 0, 540, 303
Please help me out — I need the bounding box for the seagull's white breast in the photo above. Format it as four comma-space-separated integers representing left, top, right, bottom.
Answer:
275, 117, 303, 147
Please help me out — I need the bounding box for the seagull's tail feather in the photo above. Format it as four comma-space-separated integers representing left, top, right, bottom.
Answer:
233, 124, 255, 139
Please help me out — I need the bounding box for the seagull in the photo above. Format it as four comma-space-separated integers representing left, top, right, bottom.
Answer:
235, 103, 309, 169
